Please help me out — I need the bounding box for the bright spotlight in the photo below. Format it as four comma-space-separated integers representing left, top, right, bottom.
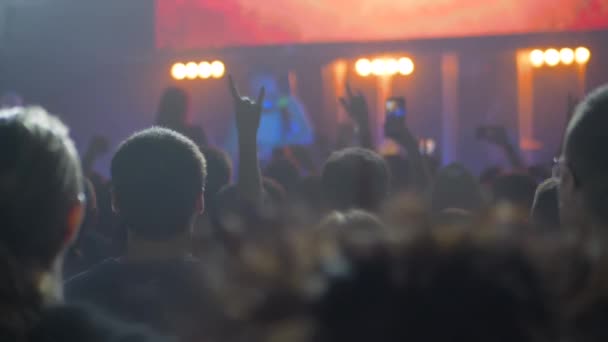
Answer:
575, 47, 590, 64
559, 48, 574, 65
185, 62, 199, 79
529, 49, 544, 67
371, 58, 387, 76
210, 60, 225, 78
355, 58, 372, 76
198, 61, 212, 79
385, 59, 399, 75
544, 49, 560, 67
398, 57, 414, 75
171, 63, 186, 80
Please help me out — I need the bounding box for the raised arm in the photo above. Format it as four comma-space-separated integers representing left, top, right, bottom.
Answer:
385, 115, 431, 192
228, 76, 265, 204
340, 83, 374, 150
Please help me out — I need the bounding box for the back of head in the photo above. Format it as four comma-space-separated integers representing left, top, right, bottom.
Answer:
265, 155, 300, 192
531, 178, 560, 231
322, 147, 390, 212
431, 163, 483, 214
201, 146, 232, 205
0, 107, 83, 265
315, 232, 556, 342
0, 107, 82, 339
156, 86, 189, 127
492, 173, 537, 211
111, 127, 206, 239
564, 84, 608, 224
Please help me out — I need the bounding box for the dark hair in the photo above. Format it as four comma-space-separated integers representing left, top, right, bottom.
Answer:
531, 178, 560, 231
431, 163, 483, 214
0, 107, 83, 264
201, 146, 232, 206
111, 127, 206, 239
155, 86, 189, 128
564, 84, 608, 224
491, 173, 537, 211
0, 107, 83, 339
321, 148, 390, 211
314, 233, 557, 342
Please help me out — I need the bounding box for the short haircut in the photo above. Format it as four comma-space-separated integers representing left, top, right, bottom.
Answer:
0, 107, 83, 265
564, 84, 608, 223
111, 127, 206, 239
491, 173, 537, 210
431, 163, 483, 214
200, 146, 232, 205
322, 148, 390, 211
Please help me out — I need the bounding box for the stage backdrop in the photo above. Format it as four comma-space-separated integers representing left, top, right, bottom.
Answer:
156, 0, 608, 49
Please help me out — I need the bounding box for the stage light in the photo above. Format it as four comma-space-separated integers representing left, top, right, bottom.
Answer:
559, 48, 574, 65
371, 58, 386, 76
355, 58, 372, 76
544, 49, 560, 67
210, 60, 225, 78
575, 47, 590, 64
398, 57, 414, 75
171, 63, 186, 80
185, 62, 199, 79
385, 58, 399, 75
529, 49, 544, 67
198, 61, 212, 79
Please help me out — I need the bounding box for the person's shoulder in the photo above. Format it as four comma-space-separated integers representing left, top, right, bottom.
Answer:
64, 258, 121, 299
30, 305, 173, 342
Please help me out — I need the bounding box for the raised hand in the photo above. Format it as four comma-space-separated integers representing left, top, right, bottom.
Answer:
229, 75, 265, 141
339, 83, 369, 126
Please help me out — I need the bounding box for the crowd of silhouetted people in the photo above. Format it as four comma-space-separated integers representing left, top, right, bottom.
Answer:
2, 78, 608, 342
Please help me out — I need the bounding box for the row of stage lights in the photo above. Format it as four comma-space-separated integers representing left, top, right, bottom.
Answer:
355, 57, 415, 77
171, 61, 225, 80
529, 47, 590, 68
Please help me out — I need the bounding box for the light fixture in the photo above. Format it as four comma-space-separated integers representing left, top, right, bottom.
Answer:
171, 63, 186, 80
355, 58, 372, 76
529, 49, 544, 67
574, 47, 590, 64
529, 47, 590, 68
544, 49, 560, 67
355, 57, 415, 77
170, 60, 226, 80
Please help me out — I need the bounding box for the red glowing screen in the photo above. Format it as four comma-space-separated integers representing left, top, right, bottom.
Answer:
156, 0, 608, 49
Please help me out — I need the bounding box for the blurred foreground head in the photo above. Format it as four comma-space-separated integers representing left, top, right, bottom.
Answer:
0, 107, 83, 268
0, 107, 83, 338
561, 84, 608, 232
322, 147, 390, 212
111, 127, 206, 240
229, 228, 558, 342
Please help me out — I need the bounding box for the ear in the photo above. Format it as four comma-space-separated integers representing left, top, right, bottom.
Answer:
196, 192, 205, 215
64, 202, 85, 246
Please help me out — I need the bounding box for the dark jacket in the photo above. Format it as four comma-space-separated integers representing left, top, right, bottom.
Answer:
0, 305, 169, 342
65, 257, 225, 342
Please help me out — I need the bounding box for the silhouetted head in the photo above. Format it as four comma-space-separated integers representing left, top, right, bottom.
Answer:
322, 148, 390, 212
201, 146, 233, 207
384, 155, 410, 192
431, 163, 483, 215
0, 107, 84, 268
111, 127, 206, 240
560, 84, 608, 229
156, 86, 190, 128
491, 173, 537, 213
265, 156, 300, 193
